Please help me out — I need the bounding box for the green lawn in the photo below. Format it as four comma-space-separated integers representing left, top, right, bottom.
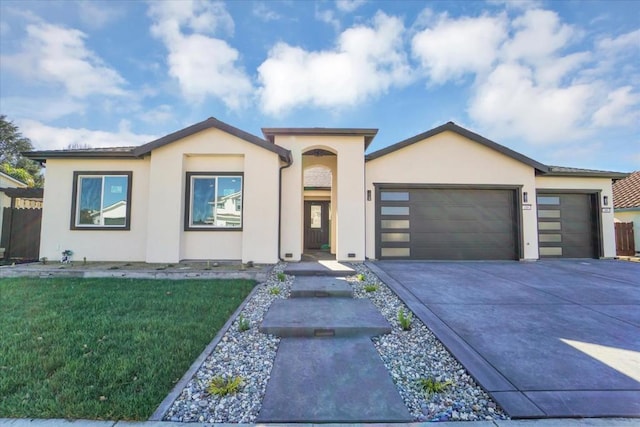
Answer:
0, 277, 255, 420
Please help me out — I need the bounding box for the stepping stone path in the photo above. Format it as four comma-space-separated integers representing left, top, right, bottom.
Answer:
258, 266, 412, 423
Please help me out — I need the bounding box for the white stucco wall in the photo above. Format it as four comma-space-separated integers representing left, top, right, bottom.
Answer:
278, 135, 365, 261
39, 158, 150, 261
614, 210, 640, 254
144, 127, 281, 264
365, 130, 538, 260
535, 176, 616, 258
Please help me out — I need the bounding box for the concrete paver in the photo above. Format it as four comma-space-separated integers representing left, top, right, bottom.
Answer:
257, 337, 412, 423
290, 276, 353, 298
260, 298, 391, 337
371, 260, 640, 419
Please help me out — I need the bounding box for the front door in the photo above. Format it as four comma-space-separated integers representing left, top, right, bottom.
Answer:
304, 201, 330, 250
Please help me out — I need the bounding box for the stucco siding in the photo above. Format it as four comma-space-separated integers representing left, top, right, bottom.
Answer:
39, 158, 150, 262
535, 176, 616, 258
365, 130, 538, 260
144, 127, 280, 263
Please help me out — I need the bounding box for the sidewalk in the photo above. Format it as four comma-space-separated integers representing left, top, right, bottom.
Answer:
2, 417, 639, 426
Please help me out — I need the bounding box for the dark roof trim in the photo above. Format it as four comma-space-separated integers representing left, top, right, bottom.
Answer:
366, 122, 549, 172
133, 117, 291, 162
23, 150, 138, 163
0, 187, 44, 199
24, 117, 293, 164
262, 127, 378, 149
541, 166, 629, 179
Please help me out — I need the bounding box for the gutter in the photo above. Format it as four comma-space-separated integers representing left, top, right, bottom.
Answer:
278, 151, 294, 261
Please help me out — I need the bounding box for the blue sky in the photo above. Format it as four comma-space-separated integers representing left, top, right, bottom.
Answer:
0, 0, 638, 172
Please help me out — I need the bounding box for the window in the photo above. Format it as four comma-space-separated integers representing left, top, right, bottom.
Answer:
71, 172, 132, 230
186, 173, 243, 230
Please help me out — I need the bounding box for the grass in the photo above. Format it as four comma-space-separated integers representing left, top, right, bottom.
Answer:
0, 277, 255, 420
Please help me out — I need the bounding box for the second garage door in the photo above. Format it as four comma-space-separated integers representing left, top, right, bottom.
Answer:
377, 187, 519, 260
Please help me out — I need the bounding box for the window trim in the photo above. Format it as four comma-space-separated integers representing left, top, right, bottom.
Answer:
184, 172, 244, 231
71, 171, 133, 230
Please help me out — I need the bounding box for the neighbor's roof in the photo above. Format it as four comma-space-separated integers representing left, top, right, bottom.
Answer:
365, 121, 628, 178
262, 127, 378, 149
24, 117, 292, 163
0, 171, 28, 187
613, 170, 640, 209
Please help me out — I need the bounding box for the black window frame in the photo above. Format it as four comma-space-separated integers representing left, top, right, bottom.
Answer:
184, 172, 244, 231
70, 171, 133, 230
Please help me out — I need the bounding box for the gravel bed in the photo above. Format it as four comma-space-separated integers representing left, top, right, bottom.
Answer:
163, 263, 291, 423
348, 264, 509, 422
162, 262, 509, 423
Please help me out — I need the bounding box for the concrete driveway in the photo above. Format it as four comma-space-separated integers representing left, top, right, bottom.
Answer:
369, 260, 640, 419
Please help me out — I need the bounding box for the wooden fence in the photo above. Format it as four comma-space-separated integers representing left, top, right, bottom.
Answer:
615, 222, 636, 257
1, 207, 42, 261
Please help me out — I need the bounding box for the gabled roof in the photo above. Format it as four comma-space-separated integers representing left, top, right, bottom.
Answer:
613, 170, 640, 209
24, 117, 292, 163
134, 117, 291, 161
262, 128, 378, 149
0, 171, 28, 187
365, 121, 549, 172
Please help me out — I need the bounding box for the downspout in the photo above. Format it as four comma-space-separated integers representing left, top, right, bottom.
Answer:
278, 152, 293, 261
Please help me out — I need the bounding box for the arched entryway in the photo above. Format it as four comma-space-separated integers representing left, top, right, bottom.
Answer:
302, 150, 336, 260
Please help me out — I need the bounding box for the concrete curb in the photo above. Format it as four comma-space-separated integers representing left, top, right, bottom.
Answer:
148, 282, 265, 421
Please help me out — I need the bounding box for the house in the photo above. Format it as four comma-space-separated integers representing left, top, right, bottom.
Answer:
613, 170, 640, 255
24, 118, 627, 264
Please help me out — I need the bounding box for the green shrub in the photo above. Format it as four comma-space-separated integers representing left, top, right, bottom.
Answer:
277, 272, 286, 282
356, 273, 366, 281
364, 284, 378, 292
418, 377, 452, 396
208, 376, 243, 396
237, 314, 250, 332
397, 308, 413, 331
269, 286, 281, 295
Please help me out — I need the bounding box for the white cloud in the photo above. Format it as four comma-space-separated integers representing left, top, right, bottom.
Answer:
336, 0, 366, 13
138, 104, 175, 124
77, 0, 123, 29
411, 13, 507, 83
252, 2, 281, 22
148, 0, 253, 109
2, 22, 127, 98
592, 86, 640, 127
468, 63, 594, 143
487, 0, 543, 11
596, 29, 640, 53
19, 119, 157, 150
315, 8, 341, 32
258, 12, 412, 115
1, 96, 86, 121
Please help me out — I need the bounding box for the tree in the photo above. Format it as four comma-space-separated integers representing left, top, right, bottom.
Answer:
0, 115, 43, 187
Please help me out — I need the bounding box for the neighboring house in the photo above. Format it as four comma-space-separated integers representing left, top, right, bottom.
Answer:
25, 118, 627, 264
613, 170, 640, 255
1, 172, 28, 232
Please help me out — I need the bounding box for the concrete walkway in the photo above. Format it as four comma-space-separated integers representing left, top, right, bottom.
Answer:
257, 269, 411, 422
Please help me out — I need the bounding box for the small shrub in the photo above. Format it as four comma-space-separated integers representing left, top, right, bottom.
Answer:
364, 284, 378, 292
418, 377, 452, 396
237, 314, 250, 332
276, 272, 286, 282
397, 309, 413, 331
356, 273, 366, 282
208, 375, 243, 396
269, 286, 281, 295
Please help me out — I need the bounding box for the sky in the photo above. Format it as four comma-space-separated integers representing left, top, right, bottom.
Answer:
0, 0, 638, 172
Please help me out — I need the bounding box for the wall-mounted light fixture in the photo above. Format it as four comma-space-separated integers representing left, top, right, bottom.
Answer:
523, 191, 528, 203
367, 190, 371, 201
603, 196, 609, 206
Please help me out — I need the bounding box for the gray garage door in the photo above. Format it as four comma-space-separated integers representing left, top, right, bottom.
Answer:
377, 187, 519, 260
537, 193, 598, 258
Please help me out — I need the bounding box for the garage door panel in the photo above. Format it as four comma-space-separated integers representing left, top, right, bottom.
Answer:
378, 187, 518, 260
537, 193, 597, 258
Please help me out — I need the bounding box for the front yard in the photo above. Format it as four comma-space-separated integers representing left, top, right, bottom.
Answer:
0, 277, 255, 420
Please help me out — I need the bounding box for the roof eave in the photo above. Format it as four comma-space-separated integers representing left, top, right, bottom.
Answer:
262, 128, 378, 150
23, 151, 139, 163
541, 171, 630, 179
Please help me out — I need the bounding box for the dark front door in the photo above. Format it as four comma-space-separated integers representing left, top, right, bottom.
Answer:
304, 201, 330, 250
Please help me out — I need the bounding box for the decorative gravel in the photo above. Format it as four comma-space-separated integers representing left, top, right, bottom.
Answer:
349, 264, 509, 422
163, 263, 291, 423
163, 262, 509, 423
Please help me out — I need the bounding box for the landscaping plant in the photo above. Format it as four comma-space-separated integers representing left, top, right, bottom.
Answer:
397, 308, 413, 331
207, 376, 243, 397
